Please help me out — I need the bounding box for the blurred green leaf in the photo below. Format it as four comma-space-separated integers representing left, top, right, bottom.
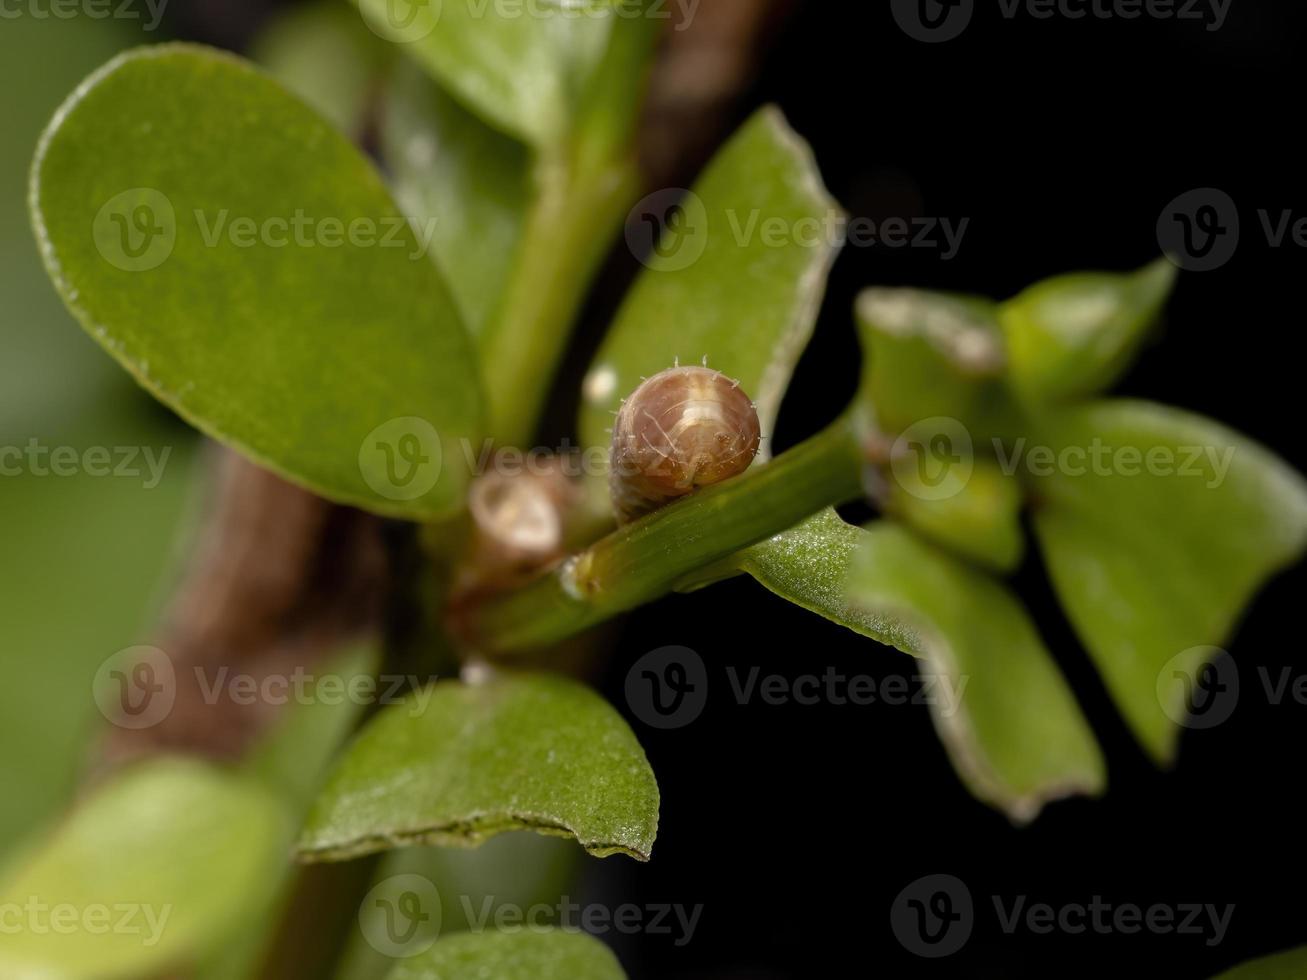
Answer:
1211, 947, 1307, 979
1, 16, 136, 438
0, 757, 287, 980
855, 287, 1017, 442
385, 928, 626, 980
30, 44, 483, 520
1, 17, 202, 858
298, 673, 659, 862
879, 457, 1025, 573
735, 510, 920, 649
333, 834, 580, 980
199, 644, 382, 980
251, 0, 391, 135
381, 59, 531, 334
845, 522, 1105, 820
739, 514, 1104, 820
999, 259, 1176, 404
356, 0, 618, 146
1030, 400, 1307, 762
0, 420, 197, 858
580, 106, 841, 460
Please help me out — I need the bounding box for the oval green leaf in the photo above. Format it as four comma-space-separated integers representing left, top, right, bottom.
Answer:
0, 757, 287, 980
30, 44, 483, 520
381, 59, 531, 335
844, 522, 1106, 820
736, 512, 1104, 821
356, 0, 617, 146
855, 287, 1018, 443
1029, 399, 1307, 763
999, 259, 1176, 404
580, 106, 841, 467
298, 672, 659, 862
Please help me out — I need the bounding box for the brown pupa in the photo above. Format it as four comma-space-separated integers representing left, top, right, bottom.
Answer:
609, 365, 762, 524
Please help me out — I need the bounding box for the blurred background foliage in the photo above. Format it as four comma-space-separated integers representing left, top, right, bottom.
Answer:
0, 16, 199, 858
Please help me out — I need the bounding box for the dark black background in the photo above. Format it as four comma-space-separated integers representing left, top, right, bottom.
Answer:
165, 0, 1306, 976
588, 2, 1307, 978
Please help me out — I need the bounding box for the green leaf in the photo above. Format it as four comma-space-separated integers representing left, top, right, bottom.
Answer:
199, 644, 382, 980
251, 0, 391, 135
381, 59, 531, 335
580, 106, 841, 458
332, 834, 580, 980
855, 287, 1018, 442
1211, 947, 1307, 980
385, 929, 626, 980
844, 523, 1106, 820
878, 457, 1025, 573
356, 0, 618, 146
243, 643, 383, 811
0, 415, 197, 859
298, 673, 659, 862
1, 17, 202, 860
0, 757, 288, 980
30, 44, 483, 520
735, 510, 922, 651
736, 513, 1104, 820
999, 259, 1177, 404
1029, 399, 1307, 763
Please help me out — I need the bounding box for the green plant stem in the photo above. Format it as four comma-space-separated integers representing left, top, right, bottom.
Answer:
460, 414, 867, 653
479, 154, 638, 447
